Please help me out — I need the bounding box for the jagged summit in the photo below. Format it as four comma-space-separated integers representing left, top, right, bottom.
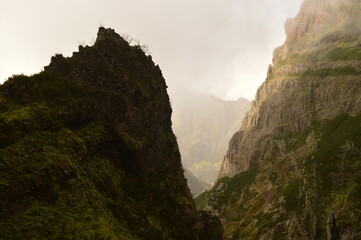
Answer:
46, 27, 130, 70
94, 26, 127, 45
0, 27, 222, 240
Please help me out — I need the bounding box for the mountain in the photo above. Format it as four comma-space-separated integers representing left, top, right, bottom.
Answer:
0, 27, 222, 240
184, 169, 209, 197
196, 0, 361, 239
172, 94, 250, 184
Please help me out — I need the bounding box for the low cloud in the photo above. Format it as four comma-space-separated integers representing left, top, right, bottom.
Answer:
0, 0, 303, 100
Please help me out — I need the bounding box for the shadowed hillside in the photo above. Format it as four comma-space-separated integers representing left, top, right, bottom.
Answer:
0, 27, 222, 240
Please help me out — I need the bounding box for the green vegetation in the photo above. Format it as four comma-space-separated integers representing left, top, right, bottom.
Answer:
307, 114, 361, 193
197, 113, 361, 239
0, 122, 140, 239
195, 189, 209, 209
299, 113, 361, 235
5, 72, 85, 103
0, 27, 221, 240
268, 171, 278, 185
195, 168, 260, 239
281, 179, 300, 212
0, 74, 200, 239
302, 66, 361, 78
217, 168, 258, 200
195, 168, 258, 210
274, 42, 361, 79
324, 45, 361, 61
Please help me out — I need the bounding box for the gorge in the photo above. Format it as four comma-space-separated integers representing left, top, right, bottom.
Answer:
0, 0, 360, 239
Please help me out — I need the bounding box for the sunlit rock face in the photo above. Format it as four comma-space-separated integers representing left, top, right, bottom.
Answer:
219, 0, 361, 179
198, 0, 361, 239
0, 27, 222, 240
285, 0, 336, 43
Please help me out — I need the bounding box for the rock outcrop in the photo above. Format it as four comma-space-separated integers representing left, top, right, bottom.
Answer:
198, 0, 361, 239
0, 27, 222, 240
285, 0, 337, 43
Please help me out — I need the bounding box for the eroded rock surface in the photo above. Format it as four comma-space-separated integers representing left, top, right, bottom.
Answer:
198, 0, 361, 239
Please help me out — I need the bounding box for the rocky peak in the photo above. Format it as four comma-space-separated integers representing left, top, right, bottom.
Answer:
284, 0, 361, 43
0, 27, 223, 239
285, 0, 335, 43
273, 0, 361, 64
44, 27, 169, 158
94, 26, 128, 47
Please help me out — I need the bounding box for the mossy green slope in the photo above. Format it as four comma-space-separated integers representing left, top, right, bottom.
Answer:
0, 27, 222, 240
197, 114, 361, 239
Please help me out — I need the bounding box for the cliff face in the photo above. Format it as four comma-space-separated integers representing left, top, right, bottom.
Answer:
172, 94, 250, 185
219, 0, 361, 178
285, 0, 341, 43
198, 0, 361, 239
0, 27, 222, 240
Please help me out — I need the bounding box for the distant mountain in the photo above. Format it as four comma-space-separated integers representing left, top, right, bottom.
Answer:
0, 27, 222, 240
197, 0, 361, 239
172, 94, 250, 184
184, 169, 209, 197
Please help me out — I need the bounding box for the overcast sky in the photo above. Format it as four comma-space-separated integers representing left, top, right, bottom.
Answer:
0, 0, 303, 100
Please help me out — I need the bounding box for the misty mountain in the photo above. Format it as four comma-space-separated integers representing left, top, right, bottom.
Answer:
197, 0, 361, 239
184, 169, 209, 197
172, 94, 250, 185
0, 27, 222, 240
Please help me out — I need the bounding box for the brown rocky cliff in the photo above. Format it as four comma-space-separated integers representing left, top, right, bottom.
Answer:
199, 2, 361, 239
218, 0, 361, 178
285, 0, 337, 43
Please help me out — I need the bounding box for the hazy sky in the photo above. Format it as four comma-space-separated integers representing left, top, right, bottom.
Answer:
0, 0, 303, 100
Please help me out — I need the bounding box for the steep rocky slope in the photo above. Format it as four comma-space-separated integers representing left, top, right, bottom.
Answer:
0, 27, 222, 240
172, 94, 250, 184
197, 0, 361, 239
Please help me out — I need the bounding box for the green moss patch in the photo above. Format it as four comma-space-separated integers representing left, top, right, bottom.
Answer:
302, 66, 361, 78
281, 179, 300, 212
4, 72, 85, 104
